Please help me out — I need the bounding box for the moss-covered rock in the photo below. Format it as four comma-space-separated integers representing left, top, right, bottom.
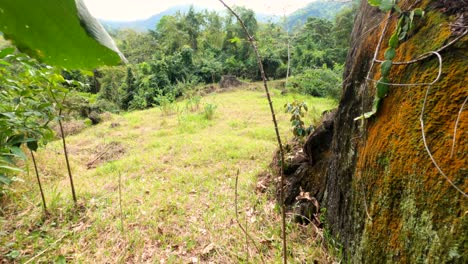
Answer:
290, 0, 467, 262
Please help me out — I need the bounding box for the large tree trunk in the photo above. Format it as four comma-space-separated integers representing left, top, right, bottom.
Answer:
285, 0, 467, 262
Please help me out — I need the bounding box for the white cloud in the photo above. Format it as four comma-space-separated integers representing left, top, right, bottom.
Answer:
83, 0, 315, 21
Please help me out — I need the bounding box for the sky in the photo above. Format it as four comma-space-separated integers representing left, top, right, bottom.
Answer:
83, 0, 318, 21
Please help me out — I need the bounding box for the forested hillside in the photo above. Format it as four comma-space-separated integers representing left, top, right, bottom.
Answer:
287, 0, 352, 29
61, 4, 354, 115
101, 1, 351, 32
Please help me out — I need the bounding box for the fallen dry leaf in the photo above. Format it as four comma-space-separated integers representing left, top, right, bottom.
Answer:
202, 242, 216, 255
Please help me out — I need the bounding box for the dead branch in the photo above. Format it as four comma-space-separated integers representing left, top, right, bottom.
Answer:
118, 171, 125, 233
24, 233, 68, 264
235, 170, 265, 264
86, 145, 112, 168
218, 1, 288, 262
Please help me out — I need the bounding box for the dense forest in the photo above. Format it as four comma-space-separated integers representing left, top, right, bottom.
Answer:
62, 4, 354, 114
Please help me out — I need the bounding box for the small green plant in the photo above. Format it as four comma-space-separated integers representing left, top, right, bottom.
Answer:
186, 95, 202, 112
154, 94, 176, 116
284, 101, 313, 138
203, 103, 217, 120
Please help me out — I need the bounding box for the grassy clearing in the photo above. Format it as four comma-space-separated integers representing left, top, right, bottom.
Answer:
0, 83, 338, 263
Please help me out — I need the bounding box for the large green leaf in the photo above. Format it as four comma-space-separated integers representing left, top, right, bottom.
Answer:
0, 0, 126, 69
368, 0, 382, 7
378, 0, 395, 12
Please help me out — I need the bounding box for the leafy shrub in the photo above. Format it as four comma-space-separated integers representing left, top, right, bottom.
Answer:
154, 94, 176, 116
285, 101, 313, 139
186, 94, 202, 112
289, 64, 343, 101
203, 103, 217, 120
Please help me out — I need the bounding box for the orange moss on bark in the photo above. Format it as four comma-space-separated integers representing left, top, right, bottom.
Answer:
353, 0, 467, 261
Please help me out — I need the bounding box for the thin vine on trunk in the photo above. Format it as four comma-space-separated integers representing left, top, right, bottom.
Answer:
217, 1, 288, 263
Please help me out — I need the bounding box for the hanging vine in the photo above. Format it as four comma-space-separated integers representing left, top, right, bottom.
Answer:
355, 0, 424, 120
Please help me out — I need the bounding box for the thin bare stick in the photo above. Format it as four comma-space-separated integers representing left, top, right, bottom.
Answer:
285, 212, 323, 240
451, 96, 468, 158
23, 233, 68, 264
420, 85, 468, 198
235, 170, 265, 264
87, 145, 113, 168
218, 1, 288, 262
58, 108, 77, 204
49, 89, 77, 204
30, 150, 47, 214
245, 209, 250, 261
118, 171, 125, 233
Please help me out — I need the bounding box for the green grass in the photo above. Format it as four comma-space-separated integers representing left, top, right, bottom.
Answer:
0, 84, 337, 263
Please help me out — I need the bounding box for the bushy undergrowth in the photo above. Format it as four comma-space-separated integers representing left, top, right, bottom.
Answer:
289, 64, 343, 101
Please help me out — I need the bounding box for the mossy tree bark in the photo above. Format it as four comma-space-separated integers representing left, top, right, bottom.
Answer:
288, 0, 467, 262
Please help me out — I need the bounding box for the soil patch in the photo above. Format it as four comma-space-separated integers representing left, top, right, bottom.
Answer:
86, 142, 125, 169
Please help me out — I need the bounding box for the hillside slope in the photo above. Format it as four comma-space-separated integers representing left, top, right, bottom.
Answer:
286, 1, 352, 29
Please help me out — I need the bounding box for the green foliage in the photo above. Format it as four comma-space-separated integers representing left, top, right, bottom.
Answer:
96, 66, 127, 106
287, 1, 352, 29
0, 0, 125, 69
0, 49, 65, 191
185, 94, 202, 112
121, 67, 137, 110
155, 93, 176, 116
202, 103, 217, 120
52, 3, 355, 114
284, 101, 313, 138
289, 65, 343, 100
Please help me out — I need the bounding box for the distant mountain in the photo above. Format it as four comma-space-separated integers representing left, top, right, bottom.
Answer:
101, 5, 281, 32
100, 2, 349, 32
286, 1, 352, 30
101, 5, 196, 32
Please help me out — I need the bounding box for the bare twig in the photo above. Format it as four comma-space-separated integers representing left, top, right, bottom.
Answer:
86, 145, 113, 168
235, 170, 265, 264
118, 171, 125, 233
285, 212, 323, 240
23, 233, 68, 264
420, 85, 468, 198
450, 96, 468, 158
30, 150, 47, 214
58, 108, 77, 204
49, 89, 77, 204
218, 1, 288, 262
